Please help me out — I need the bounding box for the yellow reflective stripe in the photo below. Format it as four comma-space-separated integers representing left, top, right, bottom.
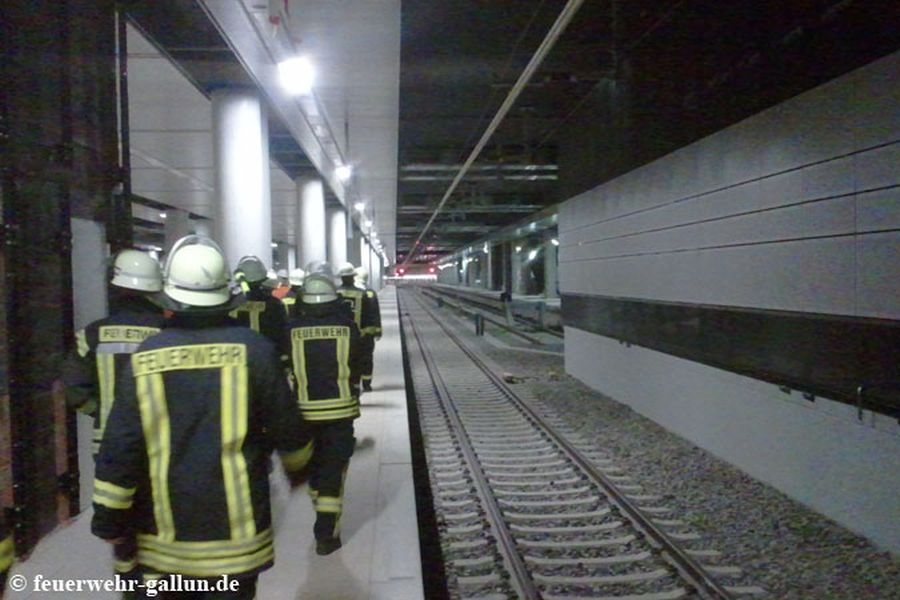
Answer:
297, 397, 358, 409
220, 365, 255, 541
137, 373, 175, 542
301, 406, 360, 421
93, 479, 136, 509
361, 375, 373, 382
76, 329, 89, 357
96, 353, 116, 449
114, 557, 138, 573
137, 529, 272, 558
337, 333, 350, 400
230, 302, 265, 333
279, 441, 313, 472
314, 496, 342, 514
138, 539, 274, 577
0, 535, 14, 572
292, 335, 308, 407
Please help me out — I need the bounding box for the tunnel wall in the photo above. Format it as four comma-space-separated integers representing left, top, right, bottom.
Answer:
559, 51, 900, 552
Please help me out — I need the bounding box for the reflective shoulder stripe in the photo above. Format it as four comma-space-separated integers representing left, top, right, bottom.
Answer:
97, 341, 142, 354
220, 364, 255, 540
0, 534, 14, 572
92, 479, 136, 510
76, 329, 90, 357
137, 373, 175, 542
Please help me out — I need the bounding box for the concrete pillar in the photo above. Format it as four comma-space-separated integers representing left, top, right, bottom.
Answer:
485, 246, 493, 290
296, 176, 326, 269
163, 209, 193, 253
211, 88, 272, 270
511, 243, 523, 295
328, 207, 348, 268
544, 230, 559, 299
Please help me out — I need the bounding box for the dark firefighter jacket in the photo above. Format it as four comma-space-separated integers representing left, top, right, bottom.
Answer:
229, 285, 289, 355
337, 284, 382, 338
62, 295, 166, 456
91, 314, 313, 578
286, 299, 362, 422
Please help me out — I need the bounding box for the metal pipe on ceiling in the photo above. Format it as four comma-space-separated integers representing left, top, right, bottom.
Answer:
401, 0, 586, 266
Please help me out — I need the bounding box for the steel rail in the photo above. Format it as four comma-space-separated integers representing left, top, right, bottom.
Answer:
405, 288, 736, 600
402, 293, 542, 600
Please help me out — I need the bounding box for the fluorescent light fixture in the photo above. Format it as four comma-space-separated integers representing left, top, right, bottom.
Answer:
159, 212, 167, 219
278, 56, 314, 95
551, 238, 560, 246
515, 245, 522, 253
335, 164, 353, 181
363, 218, 372, 228
483, 243, 489, 253
528, 249, 538, 261
354, 202, 366, 212
270, 242, 278, 248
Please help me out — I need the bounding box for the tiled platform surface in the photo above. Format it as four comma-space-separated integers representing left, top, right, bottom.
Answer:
9, 285, 423, 599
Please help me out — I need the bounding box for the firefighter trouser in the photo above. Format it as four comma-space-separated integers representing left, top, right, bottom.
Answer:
307, 419, 355, 541
360, 335, 376, 386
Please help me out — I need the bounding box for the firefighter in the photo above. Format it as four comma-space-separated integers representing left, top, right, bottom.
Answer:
280, 268, 305, 318
286, 271, 362, 555
354, 266, 381, 390
230, 255, 289, 354
91, 235, 313, 598
62, 248, 167, 584
337, 263, 381, 392
0, 516, 12, 598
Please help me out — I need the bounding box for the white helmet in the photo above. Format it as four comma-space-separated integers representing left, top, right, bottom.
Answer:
289, 268, 306, 287
336, 262, 356, 278
302, 273, 338, 304
234, 255, 268, 283
354, 266, 369, 285
163, 235, 231, 307
111, 249, 162, 292
304, 261, 334, 280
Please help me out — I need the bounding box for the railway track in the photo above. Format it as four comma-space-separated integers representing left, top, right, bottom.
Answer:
400, 288, 765, 599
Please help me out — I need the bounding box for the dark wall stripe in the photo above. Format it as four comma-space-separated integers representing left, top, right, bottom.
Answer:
562, 293, 900, 419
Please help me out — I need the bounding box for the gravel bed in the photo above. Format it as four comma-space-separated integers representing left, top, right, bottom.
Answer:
438, 305, 900, 599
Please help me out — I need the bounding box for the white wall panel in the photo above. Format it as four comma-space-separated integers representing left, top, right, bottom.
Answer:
565, 328, 900, 553
857, 187, 900, 232
857, 231, 900, 320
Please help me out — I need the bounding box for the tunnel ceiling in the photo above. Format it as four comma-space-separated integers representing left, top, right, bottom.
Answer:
125, 1, 897, 265
397, 0, 899, 264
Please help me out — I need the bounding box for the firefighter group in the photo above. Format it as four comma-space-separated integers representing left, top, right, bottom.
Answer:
1, 235, 382, 599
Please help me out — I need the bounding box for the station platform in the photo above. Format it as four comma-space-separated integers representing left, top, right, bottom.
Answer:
8, 285, 424, 600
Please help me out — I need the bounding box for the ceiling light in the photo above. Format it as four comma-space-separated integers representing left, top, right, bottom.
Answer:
270, 242, 278, 248
483, 243, 489, 253
354, 202, 365, 212
335, 164, 353, 181
528, 249, 538, 261
278, 56, 314, 95
363, 218, 372, 228
551, 238, 560, 246
159, 212, 167, 219
515, 245, 522, 253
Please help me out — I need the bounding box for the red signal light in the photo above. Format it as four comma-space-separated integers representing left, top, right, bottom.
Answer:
428, 266, 436, 274
396, 267, 405, 276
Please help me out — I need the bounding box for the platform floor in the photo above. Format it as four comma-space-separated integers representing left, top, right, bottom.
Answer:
8, 285, 424, 599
